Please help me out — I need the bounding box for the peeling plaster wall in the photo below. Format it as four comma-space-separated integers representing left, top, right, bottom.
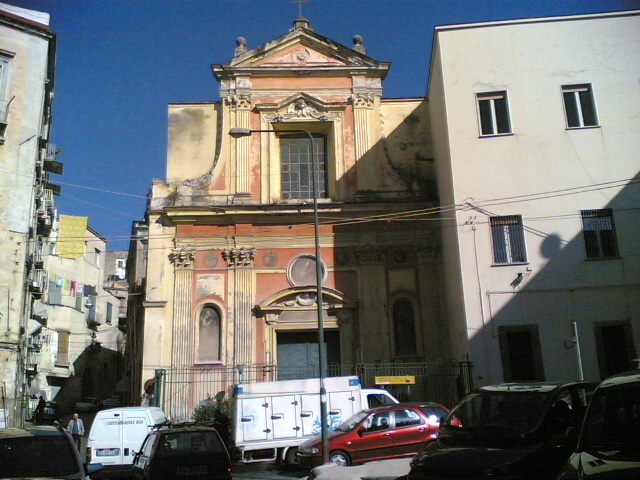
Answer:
166, 103, 222, 184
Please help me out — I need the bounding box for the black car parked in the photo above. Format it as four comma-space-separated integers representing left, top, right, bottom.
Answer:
558, 370, 640, 479
133, 423, 232, 480
0, 424, 102, 479
406, 382, 592, 480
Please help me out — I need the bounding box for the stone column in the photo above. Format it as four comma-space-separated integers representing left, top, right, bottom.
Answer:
355, 245, 389, 361
222, 247, 256, 368
169, 248, 194, 421
226, 94, 252, 196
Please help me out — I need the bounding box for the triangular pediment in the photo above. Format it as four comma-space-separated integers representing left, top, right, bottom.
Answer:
213, 27, 389, 80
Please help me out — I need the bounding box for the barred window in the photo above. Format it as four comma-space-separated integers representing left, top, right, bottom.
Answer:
490, 215, 527, 264
562, 84, 598, 128
581, 209, 618, 258
280, 134, 327, 200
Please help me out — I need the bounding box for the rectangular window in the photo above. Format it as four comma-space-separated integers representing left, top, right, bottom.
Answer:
562, 84, 598, 128
106, 302, 113, 325
55, 331, 70, 367
280, 134, 327, 200
581, 209, 618, 258
477, 91, 511, 135
490, 215, 527, 264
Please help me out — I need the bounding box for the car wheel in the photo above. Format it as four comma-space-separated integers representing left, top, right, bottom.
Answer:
285, 447, 300, 466
329, 450, 351, 467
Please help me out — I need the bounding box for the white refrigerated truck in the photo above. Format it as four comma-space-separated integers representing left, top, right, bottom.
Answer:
232, 376, 398, 465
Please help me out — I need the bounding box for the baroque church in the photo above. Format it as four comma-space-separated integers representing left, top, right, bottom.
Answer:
131, 16, 450, 419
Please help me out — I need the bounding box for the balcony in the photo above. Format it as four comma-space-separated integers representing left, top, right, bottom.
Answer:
43, 143, 63, 175
28, 269, 47, 296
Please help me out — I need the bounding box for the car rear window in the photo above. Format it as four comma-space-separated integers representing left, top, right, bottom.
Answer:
157, 431, 226, 457
0, 436, 78, 477
443, 391, 549, 434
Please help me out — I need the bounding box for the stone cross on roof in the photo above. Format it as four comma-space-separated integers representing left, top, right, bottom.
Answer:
292, 0, 309, 17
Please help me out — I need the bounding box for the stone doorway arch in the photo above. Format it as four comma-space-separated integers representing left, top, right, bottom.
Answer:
253, 287, 358, 375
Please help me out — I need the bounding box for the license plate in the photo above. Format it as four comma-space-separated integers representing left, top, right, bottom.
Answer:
177, 465, 207, 475
96, 448, 120, 456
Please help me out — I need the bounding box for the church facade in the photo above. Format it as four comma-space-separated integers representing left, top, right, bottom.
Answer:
135, 17, 451, 418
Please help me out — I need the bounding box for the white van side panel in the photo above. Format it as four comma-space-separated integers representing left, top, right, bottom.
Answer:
121, 411, 153, 465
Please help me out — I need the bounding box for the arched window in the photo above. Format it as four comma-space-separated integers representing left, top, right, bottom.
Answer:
198, 306, 221, 363
393, 299, 417, 356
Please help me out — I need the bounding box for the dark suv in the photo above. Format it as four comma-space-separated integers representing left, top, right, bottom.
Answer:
407, 382, 592, 480
0, 424, 102, 479
133, 424, 232, 480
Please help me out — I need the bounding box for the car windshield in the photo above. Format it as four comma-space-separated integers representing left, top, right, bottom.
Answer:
0, 435, 78, 477
335, 411, 369, 432
157, 431, 226, 457
442, 390, 550, 435
581, 383, 640, 449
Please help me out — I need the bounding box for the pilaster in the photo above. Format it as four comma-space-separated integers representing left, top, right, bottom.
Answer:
223, 247, 256, 367
355, 245, 389, 361
169, 247, 194, 420
226, 94, 252, 196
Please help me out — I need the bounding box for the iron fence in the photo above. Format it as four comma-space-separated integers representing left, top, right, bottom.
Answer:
151, 360, 473, 422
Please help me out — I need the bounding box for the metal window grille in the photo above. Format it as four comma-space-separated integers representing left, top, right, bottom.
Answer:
280, 134, 327, 200
581, 209, 618, 258
490, 215, 527, 264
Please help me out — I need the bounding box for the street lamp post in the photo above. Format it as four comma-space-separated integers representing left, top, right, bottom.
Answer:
229, 127, 329, 464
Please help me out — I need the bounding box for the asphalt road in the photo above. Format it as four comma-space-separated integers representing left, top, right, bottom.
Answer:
232, 461, 309, 480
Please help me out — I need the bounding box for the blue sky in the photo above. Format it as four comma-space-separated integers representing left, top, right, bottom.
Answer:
6, 0, 640, 249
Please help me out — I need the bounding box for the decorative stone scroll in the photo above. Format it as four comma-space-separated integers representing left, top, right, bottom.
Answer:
224, 94, 252, 110
355, 245, 388, 264
170, 248, 195, 269
262, 100, 340, 124
350, 93, 376, 109
222, 247, 256, 267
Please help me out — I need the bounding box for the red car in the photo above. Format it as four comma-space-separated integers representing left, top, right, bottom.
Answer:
296, 402, 452, 467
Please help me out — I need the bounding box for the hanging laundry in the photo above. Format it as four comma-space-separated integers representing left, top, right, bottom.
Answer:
62, 278, 71, 295
70, 281, 77, 296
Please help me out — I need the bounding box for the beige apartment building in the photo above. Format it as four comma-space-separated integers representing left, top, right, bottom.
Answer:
0, 2, 59, 427
430, 10, 640, 385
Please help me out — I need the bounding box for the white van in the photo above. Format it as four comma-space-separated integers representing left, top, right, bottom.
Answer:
86, 406, 166, 478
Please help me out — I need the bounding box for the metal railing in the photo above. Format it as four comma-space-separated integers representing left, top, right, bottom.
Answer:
151, 360, 473, 422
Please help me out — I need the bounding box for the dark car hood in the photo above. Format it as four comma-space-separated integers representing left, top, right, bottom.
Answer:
413, 445, 533, 472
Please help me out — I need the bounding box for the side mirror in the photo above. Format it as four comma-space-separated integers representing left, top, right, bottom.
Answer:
357, 428, 364, 437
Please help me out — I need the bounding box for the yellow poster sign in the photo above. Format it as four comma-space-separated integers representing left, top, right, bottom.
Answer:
375, 376, 416, 385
